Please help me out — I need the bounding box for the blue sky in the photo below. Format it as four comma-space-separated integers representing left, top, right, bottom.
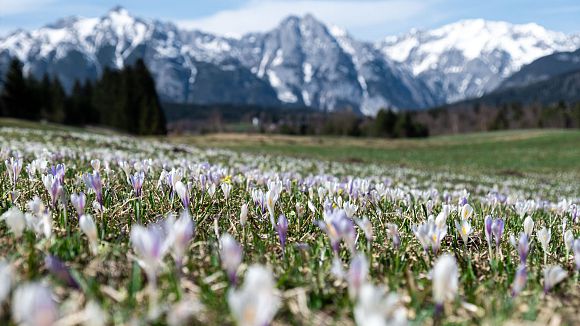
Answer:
2, 0, 580, 40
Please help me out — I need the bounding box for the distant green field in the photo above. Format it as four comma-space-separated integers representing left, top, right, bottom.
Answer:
2, 118, 578, 177
172, 129, 580, 177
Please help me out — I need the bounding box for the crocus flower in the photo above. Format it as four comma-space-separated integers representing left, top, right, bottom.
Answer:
412, 221, 432, 253
5, 156, 23, 181
130, 171, 145, 198
0, 260, 11, 304
543, 265, 567, 293
455, 219, 472, 245
413, 218, 447, 254
220, 233, 243, 285
538, 226, 551, 264
221, 182, 232, 201
84, 171, 103, 209
354, 284, 407, 326
315, 208, 356, 254
79, 214, 98, 255
239, 203, 248, 227
484, 215, 493, 248
511, 265, 527, 297
43, 174, 63, 207
266, 185, 281, 228
347, 253, 369, 300
70, 192, 86, 217
517, 233, 530, 264
574, 239, 580, 271
174, 181, 190, 209
432, 254, 458, 310
386, 223, 401, 250
5, 157, 23, 200
228, 265, 280, 326
44, 255, 79, 288
12, 283, 58, 326
130, 224, 170, 287
165, 211, 195, 269
1, 207, 26, 238
276, 214, 289, 253
430, 224, 447, 254
460, 203, 474, 220
343, 201, 358, 219
355, 217, 373, 242
523, 216, 534, 236
435, 204, 451, 229
564, 230, 574, 255
491, 218, 504, 247
25, 197, 52, 240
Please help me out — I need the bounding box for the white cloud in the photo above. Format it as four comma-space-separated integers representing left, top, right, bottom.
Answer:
174, 0, 432, 39
0, 0, 56, 16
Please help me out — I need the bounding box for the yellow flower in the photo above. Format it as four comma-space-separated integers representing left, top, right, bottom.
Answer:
221, 175, 232, 184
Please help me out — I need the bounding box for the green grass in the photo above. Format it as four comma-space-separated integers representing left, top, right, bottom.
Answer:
1, 124, 580, 325
173, 129, 580, 177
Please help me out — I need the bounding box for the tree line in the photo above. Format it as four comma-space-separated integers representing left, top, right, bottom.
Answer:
0, 58, 167, 135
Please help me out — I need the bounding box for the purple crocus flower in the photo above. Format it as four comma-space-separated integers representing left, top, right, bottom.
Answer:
276, 214, 289, 253
43, 174, 63, 207
51, 163, 66, 184
130, 171, 145, 198
511, 265, 527, 297
517, 233, 530, 264
492, 218, 504, 247
315, 208, 356, 254
484, 215, 493, 246
220, 234, 243, 285
70, 192, 86, 217
44, 255, 79, 289
84, 171, 103, 208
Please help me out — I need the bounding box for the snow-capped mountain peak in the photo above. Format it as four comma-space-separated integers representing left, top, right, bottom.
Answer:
1, 9, 579, 114
378, 19, 579, 103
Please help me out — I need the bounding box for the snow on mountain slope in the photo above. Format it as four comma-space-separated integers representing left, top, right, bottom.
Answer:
2, 8, 579, 114
378, 19, 580, 103
0, 8, 435, 113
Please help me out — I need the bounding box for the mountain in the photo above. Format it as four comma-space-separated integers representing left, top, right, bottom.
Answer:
0, 7, 281, 108
499, 48, 580, 90
0, 8, 434, 115
1, 8, 579, 115
378, 19, 580, 104
440, 68, 580, 110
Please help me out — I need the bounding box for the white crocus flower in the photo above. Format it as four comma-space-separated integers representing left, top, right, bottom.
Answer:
523, 216, 534, 236
0, 260, 11, 304
239, 203, 248, 227
165, 211, 195, 268
343, 201, 358, 219
354, 284, 407, 326
455, 219, 472, 245
79, 214, 99, 255
228, 265, 280, 326
543, 265, 567, 293
221, 182, 232, 201
432, 254, 458, 307
564, 230, 574, 255
537, 227, 551, 264
460, 203, 474, 220
12, 283, 58, 326
1, 207, 26, 238
130, 224, 170, 285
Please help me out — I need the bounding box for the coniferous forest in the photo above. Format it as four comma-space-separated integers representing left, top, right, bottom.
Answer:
0, 58, 167, 135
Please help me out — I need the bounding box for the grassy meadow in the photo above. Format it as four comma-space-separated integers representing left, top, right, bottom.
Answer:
0, 120, 579, 325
